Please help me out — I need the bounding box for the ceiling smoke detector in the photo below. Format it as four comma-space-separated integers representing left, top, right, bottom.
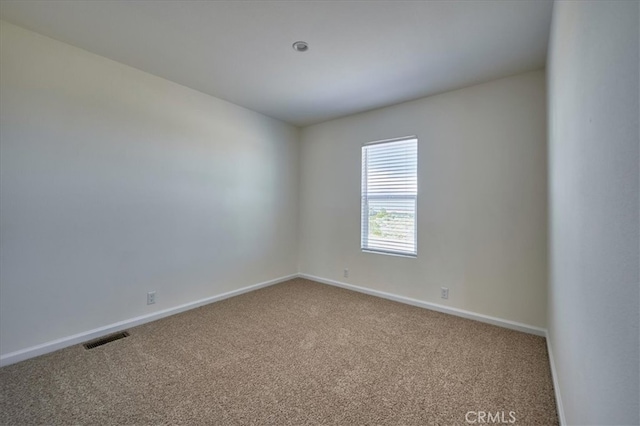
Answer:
292, 41, 309, 52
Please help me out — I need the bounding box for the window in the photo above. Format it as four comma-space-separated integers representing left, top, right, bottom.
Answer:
361, 137, 417, 257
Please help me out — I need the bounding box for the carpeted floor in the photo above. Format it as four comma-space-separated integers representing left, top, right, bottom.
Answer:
0, 278, 558, 425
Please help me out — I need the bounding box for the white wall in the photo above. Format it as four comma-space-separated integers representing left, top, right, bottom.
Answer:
0, 21, 299, 357
547, 1, 639, 424
299, 71, 548, 328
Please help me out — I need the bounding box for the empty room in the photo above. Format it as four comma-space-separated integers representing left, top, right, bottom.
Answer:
0, 1, 638, 425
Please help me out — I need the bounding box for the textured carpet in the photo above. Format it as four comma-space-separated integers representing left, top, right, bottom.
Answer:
0, 278, 558, 425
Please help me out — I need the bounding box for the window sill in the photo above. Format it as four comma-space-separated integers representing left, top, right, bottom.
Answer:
361, 249, 417, 259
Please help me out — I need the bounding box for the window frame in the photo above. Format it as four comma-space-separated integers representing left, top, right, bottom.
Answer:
361, 136, 418, 258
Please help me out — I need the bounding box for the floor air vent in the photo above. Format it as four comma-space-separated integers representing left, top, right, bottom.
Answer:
83, 331, 130, 349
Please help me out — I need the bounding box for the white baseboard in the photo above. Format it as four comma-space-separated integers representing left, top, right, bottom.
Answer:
545, 332, 566, 425
0, 274, 297, 367
299, 273, 547, 337
1, 272, 549, 368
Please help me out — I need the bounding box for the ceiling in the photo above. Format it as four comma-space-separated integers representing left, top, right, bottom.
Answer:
0, 1, 553, 127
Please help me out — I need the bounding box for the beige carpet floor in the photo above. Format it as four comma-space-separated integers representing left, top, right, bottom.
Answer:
0, 278, 558, 425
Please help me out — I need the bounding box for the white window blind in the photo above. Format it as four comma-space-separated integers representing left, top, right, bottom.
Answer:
361, 137, 417, 257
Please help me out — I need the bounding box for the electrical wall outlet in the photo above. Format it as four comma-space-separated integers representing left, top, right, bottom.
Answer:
147, 291, 156, 305
343, 268, 349, 278
440, 287, 449, 299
